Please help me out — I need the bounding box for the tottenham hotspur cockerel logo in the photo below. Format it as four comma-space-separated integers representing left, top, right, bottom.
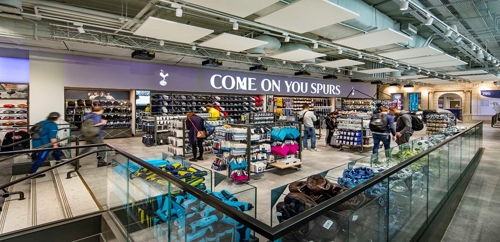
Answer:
159, 69, 168, 86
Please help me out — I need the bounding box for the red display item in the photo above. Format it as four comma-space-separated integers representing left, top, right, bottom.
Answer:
15, 121, 27, 126
3, 104, 14, 108
17, 104, 28, 108
223, 111, 229, 117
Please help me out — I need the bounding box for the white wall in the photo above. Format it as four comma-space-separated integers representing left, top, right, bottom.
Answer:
29, 51, 65, 125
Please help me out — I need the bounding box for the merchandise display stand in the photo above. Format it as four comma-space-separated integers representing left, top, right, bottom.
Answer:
425, 113, 456, 135
247, 112, 275, 124
335, 117, 372, 153
0, 97, 29, 151
212, 122, 302, 183
64, 99, 133, 139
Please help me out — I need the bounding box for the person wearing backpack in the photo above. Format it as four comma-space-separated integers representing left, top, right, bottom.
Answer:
298, 104, 320, 151
389, 107, 414, 145
369, 106, 395, 154
28, 112, 61, 178
325, 111, 338, 147
80, 106, 109, 167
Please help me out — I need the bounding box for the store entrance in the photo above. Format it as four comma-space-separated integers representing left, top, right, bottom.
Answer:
438, 93, 463, 121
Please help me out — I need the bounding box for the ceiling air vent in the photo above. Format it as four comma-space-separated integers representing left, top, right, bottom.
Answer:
401, 23, 417, 36
0, 0, 22, 13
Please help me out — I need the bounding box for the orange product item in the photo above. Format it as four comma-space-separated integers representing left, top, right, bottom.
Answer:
17, 104, 28, 108
2, 122, 14, 126
15, 121, 27, 126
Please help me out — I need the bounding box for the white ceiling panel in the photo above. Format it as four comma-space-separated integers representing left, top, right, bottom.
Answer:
408, 78, 442, 82
332, 28, 412, 50
401, 54, 456, 65
255, 0, 359, 34
271, 49, 326, 61
379, 46, 443, 60
446, 70, 488, 75
356, 68, 398, 74
183, 0, 279, 17
460, 74, 499, 80
418, 59, 467, 68
398, 75, 428, 80
134, 17, 213, 44
316, 59, 364, 68
199, 33, 268, 52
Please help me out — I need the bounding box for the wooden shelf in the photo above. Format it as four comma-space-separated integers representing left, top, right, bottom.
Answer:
269, 162, 303, 169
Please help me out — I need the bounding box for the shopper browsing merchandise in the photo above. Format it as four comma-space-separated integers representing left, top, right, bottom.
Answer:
325, 111, 338, 147
205, 104, 220, 120
369, 106, 396, 154
389, 107, 413, 145
80, 106, 109, 167
185, 112, 206, 162
298, 104, 320, 151
28, 112, 62, 178
373, 103, 382, 114
145, 104, 151, 113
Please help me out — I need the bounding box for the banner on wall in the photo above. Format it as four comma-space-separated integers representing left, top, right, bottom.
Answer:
479, 90, 500, 115
62, 56, 376, 98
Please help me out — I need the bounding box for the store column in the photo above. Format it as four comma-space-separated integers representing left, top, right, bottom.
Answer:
29, 51, 65, 124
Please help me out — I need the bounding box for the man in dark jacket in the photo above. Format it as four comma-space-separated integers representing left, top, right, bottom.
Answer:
325, 111, 338, 147
389, 107, 413, 145
373, 103, 383, 114
80, 106, 108, 167
371, 106, 396, 154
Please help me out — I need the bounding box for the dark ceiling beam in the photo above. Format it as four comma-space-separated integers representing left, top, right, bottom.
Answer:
373, 0, 393, 7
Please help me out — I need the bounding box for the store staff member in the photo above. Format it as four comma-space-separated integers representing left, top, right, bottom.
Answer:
145, 104, 151, 112
206, 104, 220, 120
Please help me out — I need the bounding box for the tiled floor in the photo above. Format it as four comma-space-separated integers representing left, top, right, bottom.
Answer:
442, 124, 500, 241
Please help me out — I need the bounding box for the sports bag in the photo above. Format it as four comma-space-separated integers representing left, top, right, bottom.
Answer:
81, 115, 100, 138
369, 113, 388, 133
410, 114, 424, 131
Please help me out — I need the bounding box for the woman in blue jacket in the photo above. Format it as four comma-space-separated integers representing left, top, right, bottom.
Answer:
185, 112, 206, 161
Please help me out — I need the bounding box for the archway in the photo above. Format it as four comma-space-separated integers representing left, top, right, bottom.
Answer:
437, 93, 463, 121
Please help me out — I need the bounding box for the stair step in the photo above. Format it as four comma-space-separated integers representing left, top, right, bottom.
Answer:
35, 173, 66, 225
0, 175, 32, 233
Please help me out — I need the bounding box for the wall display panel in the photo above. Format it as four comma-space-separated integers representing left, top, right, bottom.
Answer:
64, 89, 132, 139
391, 93, 403, 110
0, 83, 29, 151
408, 93, 421, 112
61, 56, 376, 98
479, 90, 500, 115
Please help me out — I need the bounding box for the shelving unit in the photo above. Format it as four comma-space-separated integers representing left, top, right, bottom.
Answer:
335, 118, 372, 153
341, 98, 391, 112
64, 99, 132, 139
425, 114, 455, 135
247, 112, 275, 124
0, 99, 30, 151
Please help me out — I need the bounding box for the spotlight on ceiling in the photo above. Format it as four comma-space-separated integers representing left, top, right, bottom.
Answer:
454, 36, 462, 44
249, 65, 268, 72
74, 22, 85, 33
257, 57, 262, 61
371, 80, 383, 84
425, 15, 433, 25
477, 50, 484, 59
284, 34, 290, 42
472, 45, 477, 51
390, 83, 400, 86
159, 40, 164, 46
313, 42, 318, 49
417, 68, 421, 73
400, 0, 409, 11
349, 70, 353, 75
175, 7, 183, 17
407, 65, 411, 70
445, 28, 453, 37
426, 71, 431, 75
322, 66, 326, 71
404, 84, 414, 88
337, 48, 343, 54
378, 59, 384, 64
323, 74, 338, 79
295, 70, 311, 76
192, 45, 197, 51
282, 60, 286, 64
226, 51, 231, 56
202, 59, 222, 67
337, 68, 341, 73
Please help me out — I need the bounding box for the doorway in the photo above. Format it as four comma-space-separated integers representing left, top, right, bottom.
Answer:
438, 93, 462, 120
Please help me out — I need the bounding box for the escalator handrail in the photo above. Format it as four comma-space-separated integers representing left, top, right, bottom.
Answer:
0, 127, 74, 148
0, 148, 113, 191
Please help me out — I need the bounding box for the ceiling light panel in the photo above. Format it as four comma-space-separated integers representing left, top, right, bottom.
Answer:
199, 33, 268, 52
398, 75, 428, 80
182, 0, 279, 17
316, 59, 365, 68
255, 0, 359, 34
418, 59, 467, 68
356, 68, 398, 74
333, 28, 412, 50
379, 46, 443, 60
445, 70, 488, 75
271, 49, 326, 61
459, 74, 499, 80
134, 17, 213, 43
401, 54, 457, 65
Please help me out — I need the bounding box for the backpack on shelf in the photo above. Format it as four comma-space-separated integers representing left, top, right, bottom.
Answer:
369, 113, 388, 133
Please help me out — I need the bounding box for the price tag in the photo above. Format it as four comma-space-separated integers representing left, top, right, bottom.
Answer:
323, 220, 334, 229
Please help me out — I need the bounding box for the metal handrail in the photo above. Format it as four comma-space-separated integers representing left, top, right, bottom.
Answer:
0, 127, 73, 148
0, 122, 484, 240
0, 135, 79, 162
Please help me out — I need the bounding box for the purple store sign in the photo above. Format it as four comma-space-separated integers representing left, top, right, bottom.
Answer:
0, 57, 29, 84
64, 56, 375, 97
